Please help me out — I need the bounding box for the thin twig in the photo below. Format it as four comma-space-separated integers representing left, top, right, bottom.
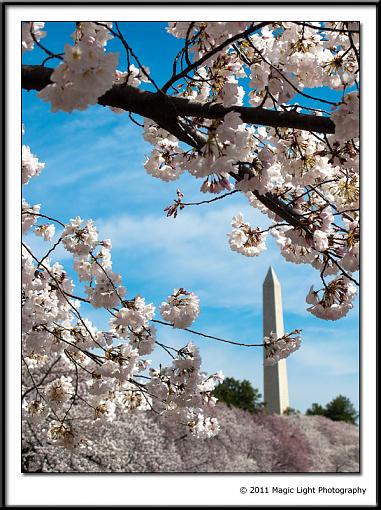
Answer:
243, 37, 337, 107
21, 211, 65, 228
161, 22, 271, 93
292, 22, 360, 34
22, 356, 61, 400
37, 237, 63, 268
182, 190, 238, 206
152, 319, 264, 347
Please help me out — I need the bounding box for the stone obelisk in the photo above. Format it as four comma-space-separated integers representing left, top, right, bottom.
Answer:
263, 267, 289, 414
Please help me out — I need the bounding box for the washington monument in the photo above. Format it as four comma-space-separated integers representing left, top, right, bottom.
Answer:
263, 267, 289, 414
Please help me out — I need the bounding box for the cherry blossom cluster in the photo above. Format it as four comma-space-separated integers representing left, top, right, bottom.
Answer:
264, 330, 302, 366
306, 276, 357, 320
143, 111, 256, 191
331, 92, 359, 142
22, 199, 41, 235
144, 136, 184, 182
61, 217, 99, 255
34, 22, 153, 114
37, 22, 119, 112
160, 288, 200, 328
22, 141, 45, 185
22, 22, 46, 53
44, 376, 74, 410
110, 297, 155, 331
228, 213, 268, 257
146, 342, 224, 438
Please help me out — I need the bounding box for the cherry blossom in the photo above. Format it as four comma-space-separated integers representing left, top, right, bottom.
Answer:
34, 223, 55, 242
22, 144, 45, 185
61, 217, 97, 254
306, 276, 357, 320
22, 399, 48, 423
110, 297, 155, 331
85, 269, 125, 309
160, 288, 200, 328
228, 213, 268, 257
331, 92, 359, 142
44, 376, 74, 410
22, 22, 46, 53
22, 199, 40, 234
38, 22, 118, 112
264, 330, 302, 366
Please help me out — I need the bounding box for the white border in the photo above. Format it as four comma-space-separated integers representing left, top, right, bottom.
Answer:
7, 4, 377, 506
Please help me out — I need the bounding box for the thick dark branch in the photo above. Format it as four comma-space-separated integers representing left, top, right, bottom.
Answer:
254, 191, 312, 234
22, 64, 318, 239
22, 65, 335, 134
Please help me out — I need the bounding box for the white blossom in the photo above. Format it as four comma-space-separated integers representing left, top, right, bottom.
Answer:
22, 399, 48, 423
313, 230, 329, 252
22, 200, 40, 234
34, 224, 55, 242
128, 325, 156, 355
86, 270, 125, 309
264, 331, 302, 366
45, 376, 74, 409
187, 413, 221, 439
228, 213, 267, 257
22, 145, 45, 185
22, 22, 46, 53
331, 93, 359, 142
47, 421, 84, 449
62, 217, 98, 255
160, 289, 200, 329
110, 297, 155, 333
307, 276, 357, 320
38, 34, 119, 112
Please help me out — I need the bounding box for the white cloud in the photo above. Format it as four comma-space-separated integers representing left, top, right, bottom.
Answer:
95, 202, 279, 309
292, 334, 359, 377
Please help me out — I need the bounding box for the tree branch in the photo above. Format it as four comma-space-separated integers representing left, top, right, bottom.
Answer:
152, 319, 264, 347
22, 65, 335, 134
21, 65, 332, 256
161, 21, 271, 93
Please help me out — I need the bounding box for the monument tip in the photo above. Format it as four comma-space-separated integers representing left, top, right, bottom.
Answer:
264, 266, 279, 286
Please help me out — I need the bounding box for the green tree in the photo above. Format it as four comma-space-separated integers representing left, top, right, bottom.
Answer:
306, 403, 326, 417
213, 377, 264, 414
306, 395, 358, 424
324, 395, 358, 424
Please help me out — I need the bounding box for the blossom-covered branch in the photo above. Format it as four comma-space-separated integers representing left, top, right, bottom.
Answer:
22, 65, 335, 134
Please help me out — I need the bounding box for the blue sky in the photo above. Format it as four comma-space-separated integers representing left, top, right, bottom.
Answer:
22, 21, 359, 413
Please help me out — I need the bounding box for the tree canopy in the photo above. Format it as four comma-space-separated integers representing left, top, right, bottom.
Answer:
212, 377, 264, 414
306, 395, 358, 424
